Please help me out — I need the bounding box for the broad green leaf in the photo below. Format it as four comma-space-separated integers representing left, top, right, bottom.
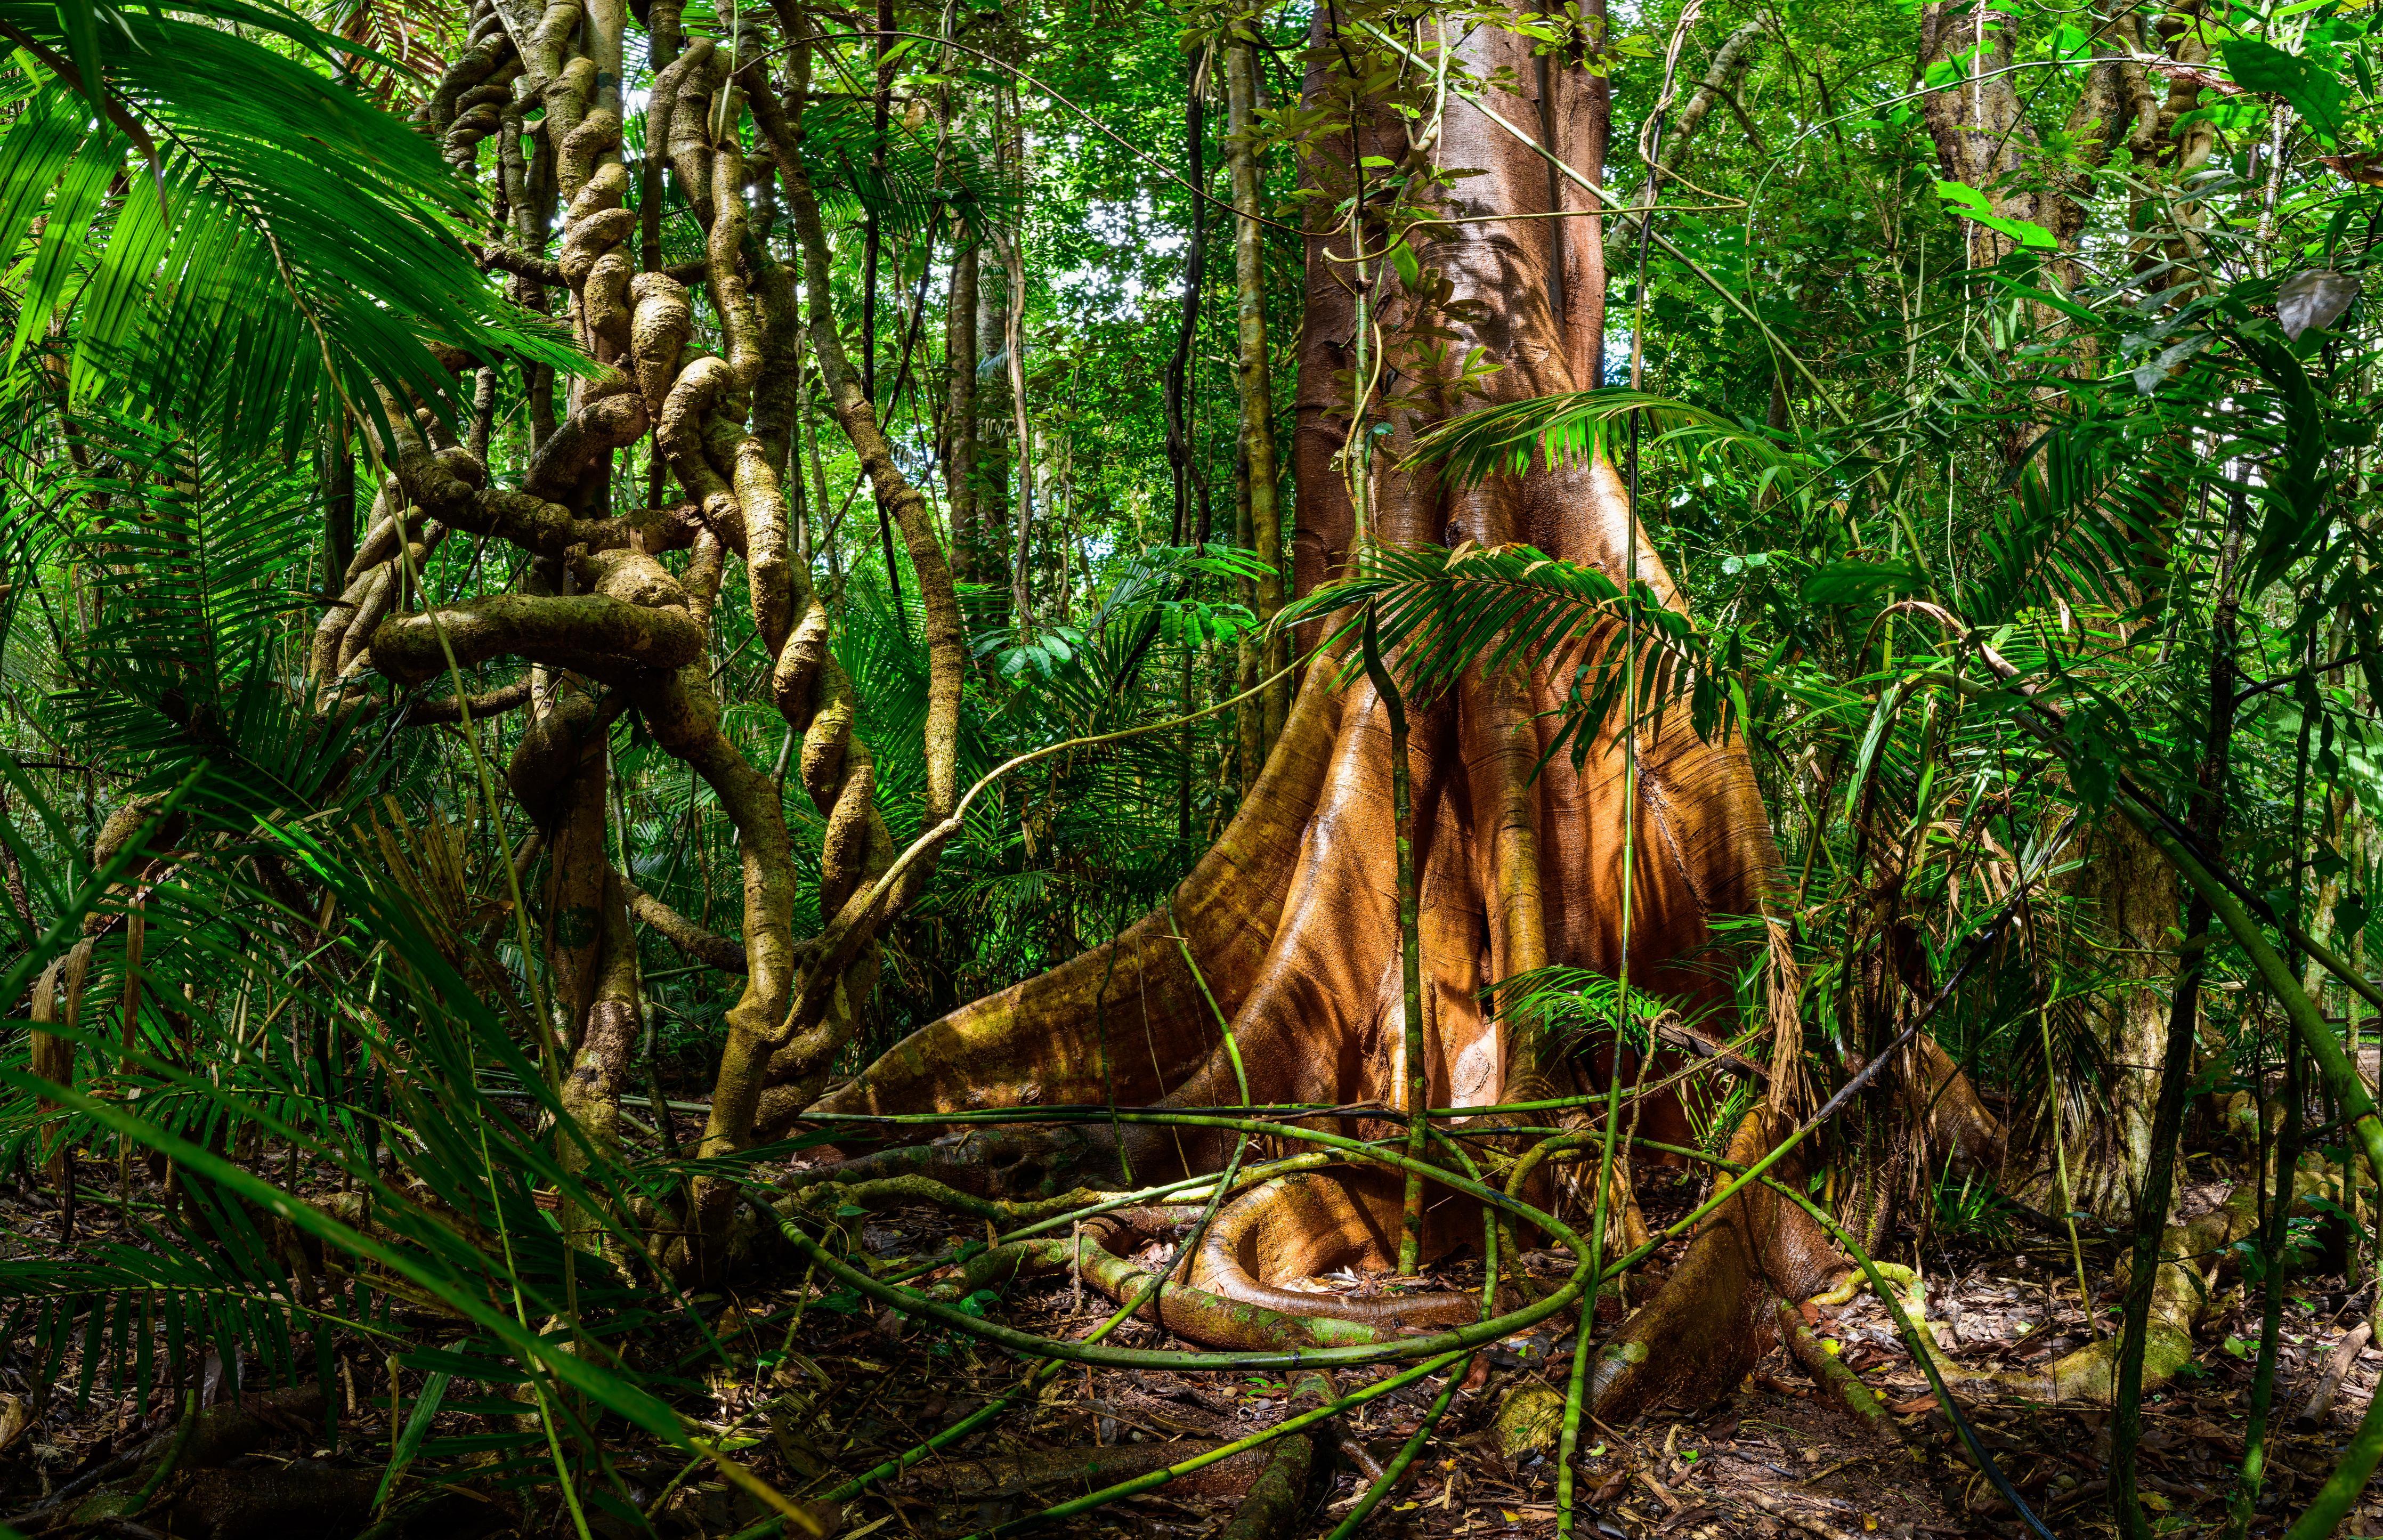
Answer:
2222, 38, 2343, 144
1933, 181, 2055, 249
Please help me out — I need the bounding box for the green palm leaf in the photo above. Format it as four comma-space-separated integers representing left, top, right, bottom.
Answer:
0, 4, 581, 452
1406, 386, 1809, 496
1280, 541, 1742, 761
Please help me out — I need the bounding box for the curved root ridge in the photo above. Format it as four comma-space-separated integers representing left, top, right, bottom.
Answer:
1810, 1259, 1931, 1331
1184, 1168, 1495, 1333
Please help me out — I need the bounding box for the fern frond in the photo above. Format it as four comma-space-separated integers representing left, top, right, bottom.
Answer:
1280, 541, 1741, 757
1407, 386, 1809, 497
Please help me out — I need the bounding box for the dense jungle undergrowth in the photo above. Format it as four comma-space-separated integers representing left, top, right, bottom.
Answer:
6, 0, 2383, 1536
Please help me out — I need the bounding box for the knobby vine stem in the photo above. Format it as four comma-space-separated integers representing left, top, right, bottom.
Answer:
774, 657, 1302, 1038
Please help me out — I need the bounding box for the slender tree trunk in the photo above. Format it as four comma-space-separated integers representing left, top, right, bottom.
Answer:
1224, 9, 1285, 762
324, 415, 355, 586
863, 0, 894, 403
1000, 222, 1033, 632
2064, 816, 2180, 1224
1165, 52, 1210, 551
975, 239, 1011, 591
1232, 409, 1261, 790
944, 225, 981, 582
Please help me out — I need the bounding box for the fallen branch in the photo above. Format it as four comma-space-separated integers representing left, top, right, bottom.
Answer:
2293, 1321, 2373, 1428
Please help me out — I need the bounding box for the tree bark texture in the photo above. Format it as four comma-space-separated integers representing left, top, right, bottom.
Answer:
812, 9, 1870, 1419
1225, 9, 1287, 766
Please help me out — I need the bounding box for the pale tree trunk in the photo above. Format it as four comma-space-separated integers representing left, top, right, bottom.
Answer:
943, 228, 981, 581
1913, 0, 2184, 1219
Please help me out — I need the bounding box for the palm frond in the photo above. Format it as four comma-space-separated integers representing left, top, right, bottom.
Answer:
1406, 386, 1809, 496
1280, 541, 1743, 758
0, 9, 582, 453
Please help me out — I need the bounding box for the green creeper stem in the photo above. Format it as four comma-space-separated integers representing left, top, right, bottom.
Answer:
1325, 1355, 1475, 1540
956, 1349, 1469, 1540
1362, 601, 1429, 1273
2283, 1389, 2383, 1540
2130, 821, 2383, 1199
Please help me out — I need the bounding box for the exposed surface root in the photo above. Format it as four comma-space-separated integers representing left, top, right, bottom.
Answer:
1184, 1167, 1501, 1332
1776, 1299, 1901, 1444
19, 1380, 505, 1540
1586, 1109, 1846, 1420
1210, 1433, 1315, 1540
1941, 1159, 2343, 1405
931, 1221, 1397, 1351
795, 1126, 1107, 1201
157, 1461, 379, 1540
21, 1387, 340, 1537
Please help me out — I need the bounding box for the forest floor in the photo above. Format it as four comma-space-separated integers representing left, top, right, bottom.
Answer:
732, 1182, 2383, 1540
3, 1166, 2381, 1540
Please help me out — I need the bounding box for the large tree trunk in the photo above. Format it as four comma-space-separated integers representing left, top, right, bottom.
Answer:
805, 6, 1849, 1419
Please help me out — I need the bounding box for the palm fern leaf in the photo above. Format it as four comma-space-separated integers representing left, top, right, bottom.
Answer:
1282, 541, 1742, 759
0, 4, 580, 453
1407, 386, 1809, 496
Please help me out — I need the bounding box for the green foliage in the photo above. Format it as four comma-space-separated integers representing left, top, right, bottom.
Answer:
2, 0, 2382, 1524
0, 3, 576, 452
1284, 534, 1743, 761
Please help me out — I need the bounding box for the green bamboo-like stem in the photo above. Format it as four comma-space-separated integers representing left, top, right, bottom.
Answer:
876, 1149, 1344, 1285
742, 1104, 1269, 1519
2129, 822, 2383, 1197
955, 1348, 1472, 1540
742, 1061, 1931, 1531
1566, 340, 1645, 1536
742, 957, 1270, 1529
1552, 1147, 1599, 1539
2228, 1036, 2307, 1538
1361, 601, 1429, 1273
2282, 1388, 2383, 1540
1324, 1354, 1475, 1540
759, 1123, 1591, 1373
1328, 1126, 1495, 1540
1159, 909, 1265, 1346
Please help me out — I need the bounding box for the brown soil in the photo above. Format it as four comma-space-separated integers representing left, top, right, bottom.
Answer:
13, 1168, 2375, 1540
